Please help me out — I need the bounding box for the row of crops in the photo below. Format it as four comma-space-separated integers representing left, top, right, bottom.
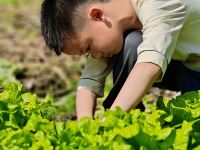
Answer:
0, 82, 200, 149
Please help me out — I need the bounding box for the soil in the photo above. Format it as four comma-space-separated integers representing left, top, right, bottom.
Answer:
0, 2, 85, 99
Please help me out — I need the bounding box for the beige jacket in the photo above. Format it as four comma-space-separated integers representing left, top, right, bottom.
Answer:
78, 0, 200, 97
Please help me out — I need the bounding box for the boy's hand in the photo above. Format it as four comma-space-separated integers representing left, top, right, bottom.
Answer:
76, 88, 97, 120
111, 62, 161, 112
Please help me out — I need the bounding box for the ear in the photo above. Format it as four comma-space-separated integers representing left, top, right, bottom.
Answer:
88, 7, 105, 21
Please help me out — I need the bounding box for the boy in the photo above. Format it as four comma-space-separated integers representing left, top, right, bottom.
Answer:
41, 0, 200, 120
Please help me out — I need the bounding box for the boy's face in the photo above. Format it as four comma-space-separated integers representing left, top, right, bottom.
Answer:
62, 7, 124, 58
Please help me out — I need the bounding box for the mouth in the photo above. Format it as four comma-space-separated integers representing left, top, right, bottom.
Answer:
107, 54, 113, 58
103, 53, 113, 58
93, 53, 113, 59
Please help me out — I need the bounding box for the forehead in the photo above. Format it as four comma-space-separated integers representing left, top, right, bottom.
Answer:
62, 25, 91, 55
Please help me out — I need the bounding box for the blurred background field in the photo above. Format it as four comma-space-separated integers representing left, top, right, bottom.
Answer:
0, 0, 84, 120
0, 0, 176, 121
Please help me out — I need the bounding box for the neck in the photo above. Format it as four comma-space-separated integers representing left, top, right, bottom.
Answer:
105, 0, 142, 31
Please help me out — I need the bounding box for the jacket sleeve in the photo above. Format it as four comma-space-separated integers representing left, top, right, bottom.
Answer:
78, 56, 112, 97
132, 0, 187, 81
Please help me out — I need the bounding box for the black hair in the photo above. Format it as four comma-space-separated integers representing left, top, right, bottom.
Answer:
41, 0, 108, 55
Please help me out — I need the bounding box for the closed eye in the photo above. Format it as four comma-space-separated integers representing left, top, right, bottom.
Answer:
86, 45, 90, 52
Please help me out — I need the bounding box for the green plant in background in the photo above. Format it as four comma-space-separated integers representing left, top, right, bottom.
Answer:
0, 0, 24, 6
0, 59, 19, 84
0, 82, 200, 149
98, 74, 113, 102
0, 0, 40, 6
55, 92, 76, 120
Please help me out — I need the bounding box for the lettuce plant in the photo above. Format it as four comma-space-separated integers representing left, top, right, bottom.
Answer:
0, 82, 200, 149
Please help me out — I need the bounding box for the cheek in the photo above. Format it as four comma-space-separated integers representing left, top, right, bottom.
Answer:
97, 38, 122, 55
92, 26, 123, 53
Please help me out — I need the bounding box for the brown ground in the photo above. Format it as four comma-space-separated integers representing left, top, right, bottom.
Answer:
0, 1, 86, 99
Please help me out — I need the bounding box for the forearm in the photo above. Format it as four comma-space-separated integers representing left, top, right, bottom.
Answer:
110, 62, 161, 112
76, 88, 97, 120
